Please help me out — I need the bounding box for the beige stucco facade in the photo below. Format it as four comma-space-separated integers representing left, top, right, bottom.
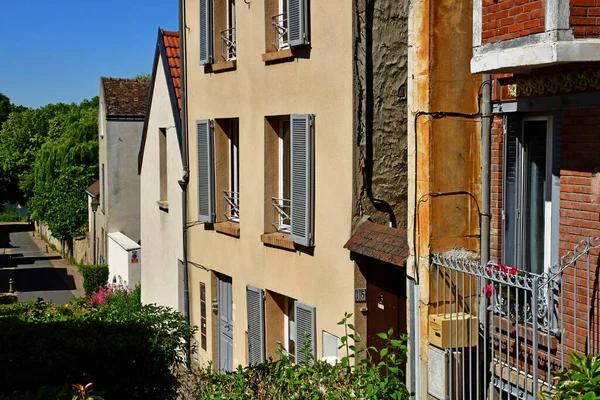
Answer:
140, 53, 185, 312
184, 0, 356, 367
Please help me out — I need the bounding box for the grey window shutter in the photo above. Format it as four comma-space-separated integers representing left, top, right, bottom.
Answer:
287, 0, 308, 47
199, 0, 213, 64
503, 114, 520, 267
246, 285, 265, 366
294, 301, 316, 366
290, 114, 315, 247
197, 119, 216, 223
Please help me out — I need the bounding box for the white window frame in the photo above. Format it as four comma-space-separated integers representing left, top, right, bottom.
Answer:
283, 297, 296, 363
507, 115, 556, 274
277, 0, 290, 50
278, 117, 291, 232
228, 119, 239, 222
226, 0, 236, 61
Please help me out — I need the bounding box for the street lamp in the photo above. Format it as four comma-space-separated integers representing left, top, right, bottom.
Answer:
91, 196, 99, 265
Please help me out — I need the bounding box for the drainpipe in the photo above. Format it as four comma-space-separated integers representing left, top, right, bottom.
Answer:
481, 75, 492, 269
178, 0, 191, 368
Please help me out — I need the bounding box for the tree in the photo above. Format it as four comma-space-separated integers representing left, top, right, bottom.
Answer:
0, 93, 10, 128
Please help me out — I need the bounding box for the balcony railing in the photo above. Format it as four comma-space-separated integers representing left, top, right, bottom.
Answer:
220, 27, 236, 60
271, 197, 290, 233
272, 13, 289, 50
223, 191, 239, 222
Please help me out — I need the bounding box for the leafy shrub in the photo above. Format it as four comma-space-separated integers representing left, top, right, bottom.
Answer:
539, 352, 600, 400
178, 312, 411, 400
0, 292, 193, 399
78, 264, 108, 296
0, 383, 104, 400
0, 294, 17, 305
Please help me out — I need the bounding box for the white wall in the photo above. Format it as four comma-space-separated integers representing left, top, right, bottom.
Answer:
107, 233, 141, 287
140, 52, 184, 312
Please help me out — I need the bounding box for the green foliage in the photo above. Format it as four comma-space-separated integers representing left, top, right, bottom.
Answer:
179, 312, 411, 400
0, 383, 104, 400
78, 264, 109, 297
132, 73, 151, 81
0, 293, 193, 399
0, 93, 11, 129
0, 211, 28, 222
539, 353, 600, 400
0, 294, 18, 305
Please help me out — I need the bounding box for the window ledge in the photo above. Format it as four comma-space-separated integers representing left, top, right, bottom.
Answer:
157, 200, 169, 211
214, 221, 240, 238
490, 314, 558, 350
260, 232, 295, 251
262, 49, 294, 63
212, 60, 237, 73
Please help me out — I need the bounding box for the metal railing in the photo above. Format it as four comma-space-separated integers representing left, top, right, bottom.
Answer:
429, 237, 600, 400
220, 27, 236, 60
272, 13, 289, 50
271, 197, 290, 233
223, 191, 239, 222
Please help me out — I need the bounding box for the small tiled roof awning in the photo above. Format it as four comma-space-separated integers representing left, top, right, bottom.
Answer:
343, 221, 409, 267
86, 180, 100, 198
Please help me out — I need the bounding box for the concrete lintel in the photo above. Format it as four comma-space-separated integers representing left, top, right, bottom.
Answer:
471, 39, 600, 74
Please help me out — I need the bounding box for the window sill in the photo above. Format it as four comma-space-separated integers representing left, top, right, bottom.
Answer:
214, 221, 240, 238
157, 200, 169, 212
262, 49, 294, 63
260, 232, 295, 251
211, 60, 237, 73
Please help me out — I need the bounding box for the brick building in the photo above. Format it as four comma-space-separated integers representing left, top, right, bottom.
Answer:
472, 0, 600, 398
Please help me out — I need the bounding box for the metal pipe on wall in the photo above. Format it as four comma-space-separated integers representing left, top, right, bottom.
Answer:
481, 74, 492, 269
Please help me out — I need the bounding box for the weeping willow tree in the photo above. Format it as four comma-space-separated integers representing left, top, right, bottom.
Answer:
29, 99, 99, 240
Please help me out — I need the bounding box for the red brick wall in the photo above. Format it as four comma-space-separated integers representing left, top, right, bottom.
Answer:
482, 0, 545, 44
490, 115, 504, 264
571, 0, 600, 38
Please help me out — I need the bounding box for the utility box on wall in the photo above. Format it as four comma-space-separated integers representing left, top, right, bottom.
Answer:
428, 312, 478, 349
107, 232, 141, 287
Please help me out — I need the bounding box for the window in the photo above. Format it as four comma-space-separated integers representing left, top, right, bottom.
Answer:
264, 115, 315, 247
228, 120, 239, 221
159, 128, 168, 203
101, 163, 105, 212
265, 0, 309, 53
503, 115, 559, 275
200, 0, 237, 64
196, 118, 240, 226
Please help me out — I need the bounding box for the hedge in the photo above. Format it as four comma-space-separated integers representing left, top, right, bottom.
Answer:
78, 264, 108, 296
0, 298, 192, 399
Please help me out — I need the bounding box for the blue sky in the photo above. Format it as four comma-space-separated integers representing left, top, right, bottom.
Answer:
0, 0, 178, 108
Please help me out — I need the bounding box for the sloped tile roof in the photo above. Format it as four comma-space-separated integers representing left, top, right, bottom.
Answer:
86, 180, 100, 197
344, 221, 409, 266
161, 29, 181, 113
101, 77, 150, 116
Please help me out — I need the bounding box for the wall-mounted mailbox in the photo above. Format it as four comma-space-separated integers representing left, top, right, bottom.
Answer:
428, 312, 478, 349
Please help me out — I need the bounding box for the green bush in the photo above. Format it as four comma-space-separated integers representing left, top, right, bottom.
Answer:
0, 294, 17, 305
0, 211, 27, 222
178, 312, 411, 400
78, 264, 108, 296
0, 294, 193, 399
539, 352, 600, 400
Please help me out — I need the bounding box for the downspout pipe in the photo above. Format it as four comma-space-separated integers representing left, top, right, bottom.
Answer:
480, 75, 492, 269
178, 0, 191, 368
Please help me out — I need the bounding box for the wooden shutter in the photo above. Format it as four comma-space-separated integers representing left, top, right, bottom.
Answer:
290, 114, 315, 247
294, 301, 316, 366
199, 0, 213, 64
503, 114, 520, 267
197, 120, 216, 223
287, 0, 308, 47
246, 285, 265, 366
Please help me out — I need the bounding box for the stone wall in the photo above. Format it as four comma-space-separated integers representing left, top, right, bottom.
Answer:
353, 0, 409, 229
36, 221, 93, 265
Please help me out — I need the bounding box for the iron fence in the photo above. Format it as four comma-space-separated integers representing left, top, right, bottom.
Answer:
272, 13, 288, 50
271, 197, 290, 233
220, 27, 236, 60
429, 237, 600, 399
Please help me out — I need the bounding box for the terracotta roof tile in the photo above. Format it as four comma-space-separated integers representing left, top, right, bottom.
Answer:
101, 77, 150, 116
160, 29, 181, 114
86, 180, 100, 197
343, 221, 409, 267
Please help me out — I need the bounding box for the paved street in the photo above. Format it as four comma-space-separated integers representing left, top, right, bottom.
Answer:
0, 224, 80, 305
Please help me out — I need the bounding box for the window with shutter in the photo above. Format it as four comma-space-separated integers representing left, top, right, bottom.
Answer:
246, 286, 265, 366
502, 115, 558, 274
287, 0, 308, 47
294, 301, 316, 366
197, 119, 216, 223
290, 114, 314, 247
199, 0, 214, 65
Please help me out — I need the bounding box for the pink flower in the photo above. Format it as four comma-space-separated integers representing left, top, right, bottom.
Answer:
483, 284, 495, 299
